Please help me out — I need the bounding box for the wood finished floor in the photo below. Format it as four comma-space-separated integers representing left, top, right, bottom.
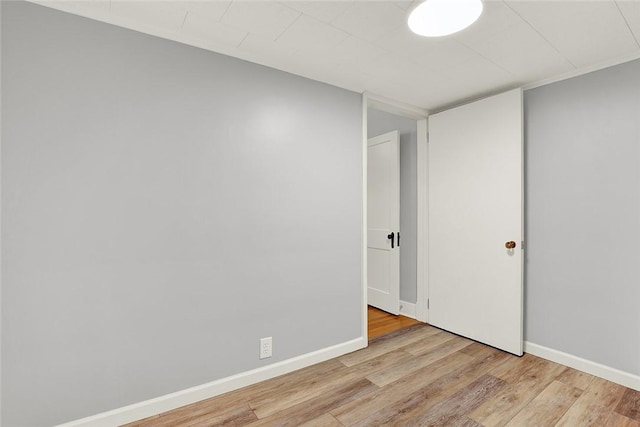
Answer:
368, 305, 420, 339
125, 323, 640, 427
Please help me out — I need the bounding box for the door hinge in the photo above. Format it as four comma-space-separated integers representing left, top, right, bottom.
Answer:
426, 131, 429, 143
521, 241, 526, 250
427, 299, 430, 309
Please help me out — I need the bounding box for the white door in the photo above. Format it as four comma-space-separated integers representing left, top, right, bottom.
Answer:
428, 89, 523, 355
368, 131, 400, 315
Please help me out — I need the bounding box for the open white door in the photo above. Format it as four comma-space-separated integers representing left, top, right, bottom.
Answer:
368, 131, 400, 315
428, 89, 523, 355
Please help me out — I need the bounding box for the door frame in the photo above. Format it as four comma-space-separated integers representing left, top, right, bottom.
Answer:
362, 92, 430, 343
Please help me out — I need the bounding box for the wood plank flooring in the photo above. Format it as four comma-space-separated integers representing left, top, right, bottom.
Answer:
124, 323, 640, 427
368, 305, 420, 339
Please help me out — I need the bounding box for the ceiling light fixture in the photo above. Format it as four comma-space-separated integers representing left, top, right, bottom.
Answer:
408, 0, 483, 37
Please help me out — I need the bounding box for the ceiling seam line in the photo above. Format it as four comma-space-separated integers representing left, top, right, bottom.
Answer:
502, 1, 578, 69
614, 1, 640, 49
179, 11, 189, 33
279, 3, 397, 44
273, 12, 303, 43
454, 39, 518, 80
220, 0, 234, 22
235, 32, 250, 50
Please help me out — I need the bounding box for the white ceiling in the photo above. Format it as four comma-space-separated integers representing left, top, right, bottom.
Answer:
32, 0, 640, 111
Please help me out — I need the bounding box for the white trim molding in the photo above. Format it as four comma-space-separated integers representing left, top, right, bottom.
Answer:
399, 300, 417, 319
415, 118, 429, 323
525, 342, 640, 392
361, 93, 369, 343
365, 92, 429, 120
55, 338, 366, 427
523, 51, 640, 91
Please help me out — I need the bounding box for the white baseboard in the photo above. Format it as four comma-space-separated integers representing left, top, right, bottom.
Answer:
55, 337, 366, 427
525, 341, 640, 392
399, 300, 417, 319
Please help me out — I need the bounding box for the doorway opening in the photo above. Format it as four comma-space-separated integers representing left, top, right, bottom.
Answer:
367, 108, 418, 314
364, 97, 428, 341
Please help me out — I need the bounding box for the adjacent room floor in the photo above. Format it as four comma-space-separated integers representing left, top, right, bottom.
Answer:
367, 305, 420, 340
124, 322, 640, 426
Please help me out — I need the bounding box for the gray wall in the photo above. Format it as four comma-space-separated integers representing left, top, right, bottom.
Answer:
367, 109, 417, 304
1, 2, 362, 426
524, 59, 640, 376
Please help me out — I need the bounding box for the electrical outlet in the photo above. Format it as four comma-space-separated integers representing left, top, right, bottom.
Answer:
259, 337, 272, 359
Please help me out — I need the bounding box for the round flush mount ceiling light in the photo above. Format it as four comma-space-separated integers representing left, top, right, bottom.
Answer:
408, 0, 483, 37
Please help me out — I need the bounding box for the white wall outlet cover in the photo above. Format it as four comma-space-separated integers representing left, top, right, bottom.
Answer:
259, 337, 272, 359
